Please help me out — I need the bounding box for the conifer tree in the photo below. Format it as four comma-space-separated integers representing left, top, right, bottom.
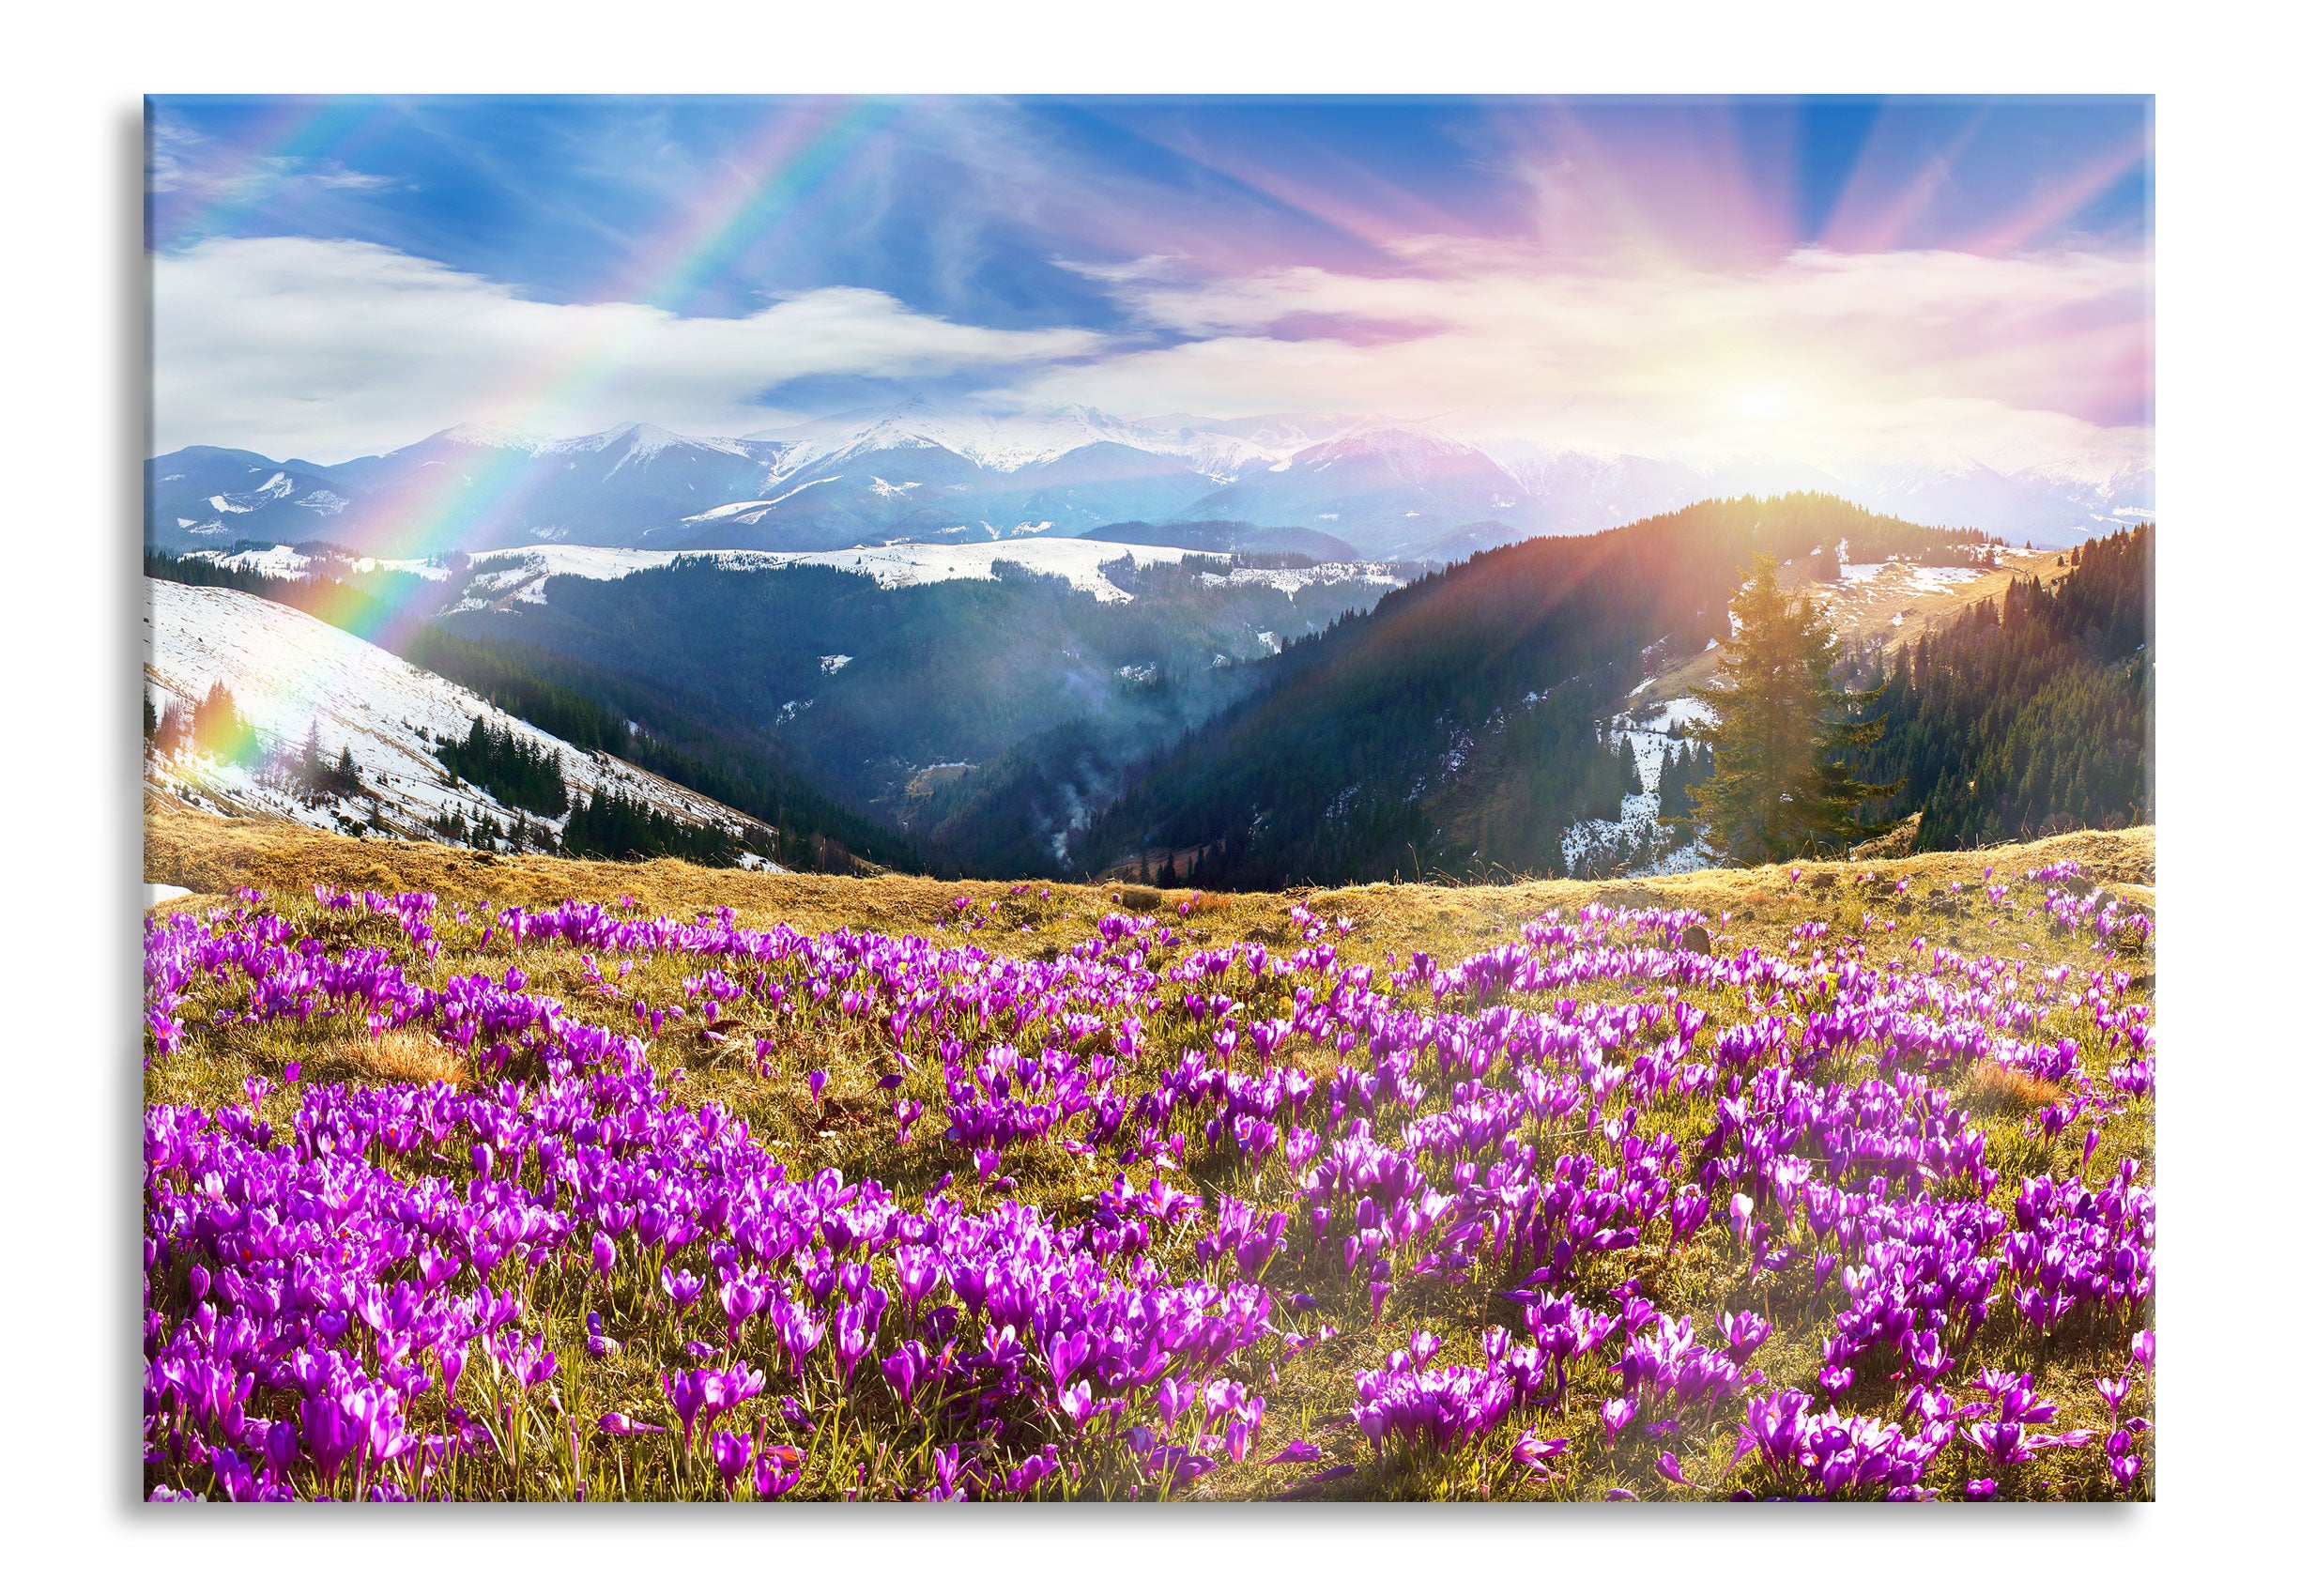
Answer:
1690, 553, 1901, 863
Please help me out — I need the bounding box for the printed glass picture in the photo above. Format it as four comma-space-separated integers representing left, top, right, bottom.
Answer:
143, 95, 2154, 1503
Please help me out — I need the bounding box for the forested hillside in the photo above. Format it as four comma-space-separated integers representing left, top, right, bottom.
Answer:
146, 499, 2121, 884
445, 552, 1401, 863
1854, 525, 2153, 849
145, 550, 925, 875
1081, 494, 1985, 887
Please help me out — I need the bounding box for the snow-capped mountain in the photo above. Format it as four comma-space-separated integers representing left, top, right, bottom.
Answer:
1835, 455, 2158, 545
1185, 422, 1537, 561
148, 403, 2152, 560
145, 577, 776, 859
750, 400, 1185, 477
148, 448, 365, 545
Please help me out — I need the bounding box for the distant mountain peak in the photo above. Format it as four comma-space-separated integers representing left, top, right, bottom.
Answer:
1299, 420, 1479, 462
428, 422, 549, 453
147, 403, 2149, 560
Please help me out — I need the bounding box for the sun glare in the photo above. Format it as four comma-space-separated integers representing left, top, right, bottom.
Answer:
1729, 385, 1792, 422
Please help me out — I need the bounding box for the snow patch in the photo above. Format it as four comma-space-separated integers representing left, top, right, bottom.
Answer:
144, 580, 766, 852
452, 537, 1227, 608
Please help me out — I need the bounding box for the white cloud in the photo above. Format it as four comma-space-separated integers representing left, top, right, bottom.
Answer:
1003, 239, 2150, 473
155, 230, 2149, 481
153, 237, 1110, 460
274, 158, 399, 192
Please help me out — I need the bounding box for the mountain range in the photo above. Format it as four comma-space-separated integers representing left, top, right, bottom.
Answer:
148, 401, 2154, 560
153, 487, 2033, 880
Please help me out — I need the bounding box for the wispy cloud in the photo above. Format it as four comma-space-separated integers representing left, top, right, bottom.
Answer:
998, 238, 2149, 471
148, 117, 400, 207
154, 236, 1107, 460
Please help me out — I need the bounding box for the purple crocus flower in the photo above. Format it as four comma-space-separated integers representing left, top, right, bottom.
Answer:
1601, 1397, 1638, 1447
662, 1266, 705, 1314
753, 1447, 805, 1500
1050, 1377, 1096, 1429
662, 1369, 709, 1447
719, 1272, 767, 1343
595, 1411, 664, 1436
1157, 1377, 1198, 1429
833, 1301, 876, 1388
1512, 1432, 1570, 1476
712, 1430, 753, 1497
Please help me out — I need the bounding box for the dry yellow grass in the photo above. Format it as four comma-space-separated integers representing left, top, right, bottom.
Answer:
147, 791, 2152, 976
1958, 1062, 2071, 1117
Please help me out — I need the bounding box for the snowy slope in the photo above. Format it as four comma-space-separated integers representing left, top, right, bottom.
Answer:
1559, 696, 1720, 880
145, 579, 781, 863
445, 536, 1300, 611
189, 545, 454, 583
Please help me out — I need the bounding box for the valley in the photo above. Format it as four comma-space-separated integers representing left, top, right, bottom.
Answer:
148, 492, 2146, 888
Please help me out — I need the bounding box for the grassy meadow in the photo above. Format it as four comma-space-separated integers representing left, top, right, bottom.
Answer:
144, 796, 2156, 1501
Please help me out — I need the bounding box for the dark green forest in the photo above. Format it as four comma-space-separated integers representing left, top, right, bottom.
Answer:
435, 716, 569, 819
1852, 525, 2153, 850
1080, 494, 1980, 887
560, 787, 754, 868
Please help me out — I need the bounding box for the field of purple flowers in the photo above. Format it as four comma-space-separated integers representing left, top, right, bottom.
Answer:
143, 843, 2154, 1502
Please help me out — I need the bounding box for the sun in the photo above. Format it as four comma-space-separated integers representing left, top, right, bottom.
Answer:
1729, 385, 1793, 422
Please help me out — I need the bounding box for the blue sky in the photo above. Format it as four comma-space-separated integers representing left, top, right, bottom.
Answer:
148, 95, 2152, 467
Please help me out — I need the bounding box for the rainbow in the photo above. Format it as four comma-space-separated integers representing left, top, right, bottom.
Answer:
158, 97, 907, 657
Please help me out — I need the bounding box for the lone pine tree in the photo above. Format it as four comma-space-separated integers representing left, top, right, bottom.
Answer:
1690, 553, 1901, 863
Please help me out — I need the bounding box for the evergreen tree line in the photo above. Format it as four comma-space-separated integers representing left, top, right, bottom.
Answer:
409, 626, 912, 875
436, 716, 569, 818
1850, 525, 2154, 850
435, 803, 560, 855
560, 787, 752, 868
148, 688, 369, 807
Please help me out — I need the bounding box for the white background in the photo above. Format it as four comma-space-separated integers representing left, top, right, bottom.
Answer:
1, 3, 2285, 1587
